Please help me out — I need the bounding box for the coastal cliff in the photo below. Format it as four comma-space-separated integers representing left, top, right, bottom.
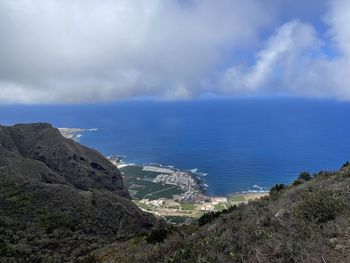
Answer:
0, 123, 155, 262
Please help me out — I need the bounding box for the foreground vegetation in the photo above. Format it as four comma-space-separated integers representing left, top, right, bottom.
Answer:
93, 163, 350, 263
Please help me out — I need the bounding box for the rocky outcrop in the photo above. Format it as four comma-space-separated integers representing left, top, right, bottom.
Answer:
0, 123, 155, 262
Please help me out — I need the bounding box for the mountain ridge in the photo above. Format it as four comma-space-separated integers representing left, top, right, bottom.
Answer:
0, 123, 155, 262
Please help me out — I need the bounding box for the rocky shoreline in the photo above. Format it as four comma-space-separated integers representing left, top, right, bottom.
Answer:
107, 156, 268, 224
106, 156, 208, 201
58, 127, 98, 141
60, 129, 269, 224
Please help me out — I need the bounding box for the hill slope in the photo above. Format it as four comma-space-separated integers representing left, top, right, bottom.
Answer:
96, 164, 350, 263
0, 123, 155, 262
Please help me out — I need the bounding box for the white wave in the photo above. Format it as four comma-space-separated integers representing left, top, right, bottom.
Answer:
117, 163, 135, 168
248, 190, 268, 193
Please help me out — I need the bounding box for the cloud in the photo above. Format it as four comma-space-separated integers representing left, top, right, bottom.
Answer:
219, 0, 350, 101
0, 0, 272, 103
219, 20, 322, 94
0, 0, 350, 103
327, 0, 350, 56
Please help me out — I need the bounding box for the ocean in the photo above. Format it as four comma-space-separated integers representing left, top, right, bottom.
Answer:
1, 98, 350, 195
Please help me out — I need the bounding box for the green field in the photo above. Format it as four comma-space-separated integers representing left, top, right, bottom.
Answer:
165, 216, 189, 224
120, 165, 161, 179
120, 165, 183, 200
180, 203, 196, 210
214, 203, 227, 211
228, 194, 245, 202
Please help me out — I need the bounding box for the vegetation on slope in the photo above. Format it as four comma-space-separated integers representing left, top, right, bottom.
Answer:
0, 123, 155, 262
95, 163, 350, 263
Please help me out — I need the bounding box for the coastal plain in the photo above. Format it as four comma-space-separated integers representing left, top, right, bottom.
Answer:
60, 128, 268, 224
115, 161, 268, 224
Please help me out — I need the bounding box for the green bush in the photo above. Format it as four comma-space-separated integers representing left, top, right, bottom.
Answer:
40, 213, 77, 234
298, 172, 312, 181
146, 228, 170, 244
292, 190, 346, 223
342, 161, 350, 169
269, 184, 286, 200
198, 205, 237, 226
292, 179, 303, 186
198, 211, 220, 226
270, 184, 286, 192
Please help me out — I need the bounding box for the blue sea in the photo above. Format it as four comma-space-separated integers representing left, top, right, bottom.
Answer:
1, 98, 350, 196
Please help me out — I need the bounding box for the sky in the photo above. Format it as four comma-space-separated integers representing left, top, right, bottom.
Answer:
0, 0, 349, 104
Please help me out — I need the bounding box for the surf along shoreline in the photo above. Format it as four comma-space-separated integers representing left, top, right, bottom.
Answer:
60, 128, 269, 224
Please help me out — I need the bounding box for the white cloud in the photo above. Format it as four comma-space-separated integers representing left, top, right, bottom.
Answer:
1, 0, 350, 103
219, 20, 321, 94
220, 0, 350, 101
327, 0, 350, 56
0, 0, 272, 103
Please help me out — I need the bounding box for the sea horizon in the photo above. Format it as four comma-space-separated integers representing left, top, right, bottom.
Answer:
1, 97, 350, 196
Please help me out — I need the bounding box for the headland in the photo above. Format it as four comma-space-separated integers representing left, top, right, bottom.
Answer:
107, 155, 268, 224
60, 128, 268, 224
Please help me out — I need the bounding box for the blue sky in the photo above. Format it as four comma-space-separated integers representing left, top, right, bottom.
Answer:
0, 0, 349, 104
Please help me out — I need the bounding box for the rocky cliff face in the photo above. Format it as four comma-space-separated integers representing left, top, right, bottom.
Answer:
0, 123, 155, 262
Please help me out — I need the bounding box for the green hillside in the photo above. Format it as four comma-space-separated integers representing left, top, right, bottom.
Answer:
94, 163, 350, 263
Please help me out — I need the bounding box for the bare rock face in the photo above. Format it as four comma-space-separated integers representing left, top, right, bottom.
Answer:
0, 123, 155, 262
0, 123, 128, 196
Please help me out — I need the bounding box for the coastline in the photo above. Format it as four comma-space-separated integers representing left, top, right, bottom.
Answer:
109, 155, 269, 197
60, 128, 269, 224
58, 127, 98, 141
107, 156, 269, 224
59, 127, 270, 196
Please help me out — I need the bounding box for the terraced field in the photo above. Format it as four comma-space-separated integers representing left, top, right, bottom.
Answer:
120, 165, 183, 200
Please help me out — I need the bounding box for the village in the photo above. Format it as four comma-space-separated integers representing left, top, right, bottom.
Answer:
104, 155, 269, 224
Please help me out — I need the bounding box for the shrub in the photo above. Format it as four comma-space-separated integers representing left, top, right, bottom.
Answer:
342, 161, 350, 169
270, 184, 286, 192
198, 205, 237, 226
270, 184, 286, 200
292, 179, 303, 186
146, 228, 170, 244
198, 211, 221, 226
40, 213, 77, 234
298, 172, 312, 181
292, 190, 346, 223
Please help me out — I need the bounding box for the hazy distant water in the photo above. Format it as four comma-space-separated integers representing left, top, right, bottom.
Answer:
1, 98, 350, 195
